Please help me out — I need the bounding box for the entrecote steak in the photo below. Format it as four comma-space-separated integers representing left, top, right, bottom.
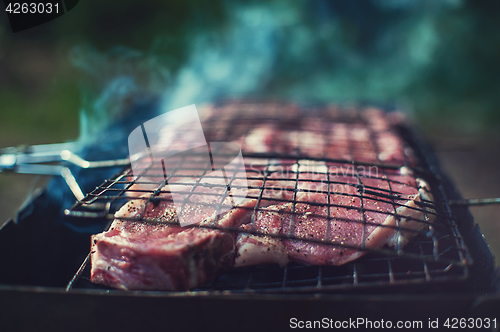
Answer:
90, 104, 434, 290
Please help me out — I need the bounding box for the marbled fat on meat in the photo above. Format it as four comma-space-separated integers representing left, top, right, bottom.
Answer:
91, 105, 433, 290
234, 165, 435, 267
90, 199, 236, 290
90, 164, 294, 290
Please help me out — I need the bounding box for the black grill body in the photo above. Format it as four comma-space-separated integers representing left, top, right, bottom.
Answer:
0, 102, 498, 331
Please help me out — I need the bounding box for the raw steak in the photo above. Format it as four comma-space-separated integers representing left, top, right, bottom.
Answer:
90, 104, 432, 290
90, 162, 299, 290
235, 166, 435, 267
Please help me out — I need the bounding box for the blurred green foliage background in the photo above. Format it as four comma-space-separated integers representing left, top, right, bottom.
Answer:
1, 0, 500, 146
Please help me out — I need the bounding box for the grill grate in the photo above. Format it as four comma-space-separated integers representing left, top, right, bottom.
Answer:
65, 102, 471, 293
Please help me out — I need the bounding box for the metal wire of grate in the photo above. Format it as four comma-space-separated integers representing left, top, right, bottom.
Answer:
65, 102, 471, 292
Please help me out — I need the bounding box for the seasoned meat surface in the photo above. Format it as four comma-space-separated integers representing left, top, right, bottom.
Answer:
91, 200, 236, 290
235, 166, 434, 267
90, 163, 295, 290
90, 103, 434, 290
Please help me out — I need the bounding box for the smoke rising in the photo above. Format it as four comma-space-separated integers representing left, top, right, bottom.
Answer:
72, 0, 498, 140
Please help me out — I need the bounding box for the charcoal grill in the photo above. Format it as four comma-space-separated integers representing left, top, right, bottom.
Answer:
0, 101, 498, 331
